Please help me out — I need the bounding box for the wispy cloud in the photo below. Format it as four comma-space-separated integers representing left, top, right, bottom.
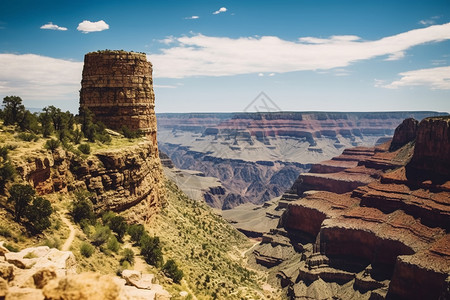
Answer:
213, 7, 227, 15
40, 22, 67, 31
77, 20, 109, 33
185, 16, 199, 20
0, 54, 82, 101
382, 66, 450, 90
149, 23, 450, 78
154, 84, 177, 88
419, 16, 440, 26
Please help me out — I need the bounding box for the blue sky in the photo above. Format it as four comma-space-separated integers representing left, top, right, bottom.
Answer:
0, 0, 449, 113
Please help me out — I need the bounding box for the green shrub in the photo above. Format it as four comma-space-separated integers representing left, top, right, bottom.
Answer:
107, 235, 120, 253
71, 190, 95, 224
72, 128, 84, 144
17, 132, 39, 142
109, 215, 127, 241
77, 143, 91, 155
7, 183, 35, 221
128, 224, 145, 244
121, 125, 143, 139
91, 224, 111, 246
4, 243, 19, 252
26, 196, 52, 233
80, 242, 94, 258
0, 226, 12, 238
101, 211, 116, 224
96, 133, 111, 144
140, 234, 163, 267
121, 248, 135, 266
0, 162, 15, 192
162, 259, 183, 283
44, 139, 60, 151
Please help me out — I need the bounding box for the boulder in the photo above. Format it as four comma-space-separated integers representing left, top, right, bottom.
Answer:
5, 287, 44, 300
42, 272, 121, 300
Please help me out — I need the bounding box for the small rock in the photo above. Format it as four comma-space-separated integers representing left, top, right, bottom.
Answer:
0, 277, 8, 297
5, 287, 44, 300
33, 267, 57, 289
120, 285, 156, 300
0, 262, 14, 281
179, 291, 188, 297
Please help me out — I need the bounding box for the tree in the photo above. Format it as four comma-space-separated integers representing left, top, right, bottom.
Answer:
162, 259, 183, 283
128, 224, 145, 244
39, 111, 53, 137
8, 184, 35, 221
26, 196, 52, 233
109, 215, 127, 241
2, 96, 25, 126
71, 190, 96, 224
19, 111, 39, 132
140, 234, 163, 267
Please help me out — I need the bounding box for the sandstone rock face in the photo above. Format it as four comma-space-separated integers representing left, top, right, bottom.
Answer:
389, 118, 418, 151
80, 50, 157, 142
408, 116, 450, 180
13, 139, 165, 222
249, 117, 450, 300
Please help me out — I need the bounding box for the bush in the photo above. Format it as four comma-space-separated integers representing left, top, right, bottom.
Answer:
17, 132, 39, 142
102, 211, 116, 224
7, 184, 35, 221
0, 162, 15, 193
107, 235, 120, 253
109, 215, 127, 241
71, 190, 95, 224
80, 242, 94, 258
162, 259, 183, 283
121, 125, 142, 139
91, 224, 111, 246
96, 133, 111, 144
45, 139, 60, 151
140, 234, 163, 267
26, 196, 52, 233
71, 128, 84, 144
128, 224, 145, 244
121, 248, 135, 266
77, 143, 91, 155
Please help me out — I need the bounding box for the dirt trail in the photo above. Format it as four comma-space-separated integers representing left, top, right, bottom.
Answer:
60, 212, 76, 251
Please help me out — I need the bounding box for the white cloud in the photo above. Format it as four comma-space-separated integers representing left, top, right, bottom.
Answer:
154, 84, 177, 88
77, 20, 109, 33
149, 23, 450, 78
213, 7, 227, 15
385, 51, 405, 61
419, 19, 435, 26
382, 66, 450, 90
40, 22, 67, 31
258, 73, 264, 77
0, 54, 82, 101
185, 16, 199, 20
269, 73, 275, 76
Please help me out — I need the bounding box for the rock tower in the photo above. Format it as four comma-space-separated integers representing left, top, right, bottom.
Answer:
79, 50, 157, 143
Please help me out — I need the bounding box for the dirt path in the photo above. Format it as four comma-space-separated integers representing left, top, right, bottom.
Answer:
240, 239, 260, 258
60, 212, 76, 251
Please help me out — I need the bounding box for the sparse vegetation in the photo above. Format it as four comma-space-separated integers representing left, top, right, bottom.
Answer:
45, 138, 60, 151
80, 242, 94, 257
162, 259, 183, 283
77, 143, 91, 154
71, 190, 96, 224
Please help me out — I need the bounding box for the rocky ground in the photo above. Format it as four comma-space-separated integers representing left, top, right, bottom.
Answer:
0, 241, 171, 300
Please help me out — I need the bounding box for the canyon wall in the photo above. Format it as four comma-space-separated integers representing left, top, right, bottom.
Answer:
247, 117, 449, 299
157, 111, 447, 209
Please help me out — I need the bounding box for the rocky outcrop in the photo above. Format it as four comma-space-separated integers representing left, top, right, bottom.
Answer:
80, 50, 157, 142
0, 243, 171, 300
389, 118, 418, 151
13, 140, 165, 222
249, 116, 450, 300
408, 116, 450, 180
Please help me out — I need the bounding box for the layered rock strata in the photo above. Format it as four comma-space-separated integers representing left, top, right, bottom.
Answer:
158, 111, 447, 209
250, 116, 450, 300
13, 140, 165, 222
80, 50, 157, 143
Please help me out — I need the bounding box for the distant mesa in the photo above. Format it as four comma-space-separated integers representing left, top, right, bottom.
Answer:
79, 50, 157, 144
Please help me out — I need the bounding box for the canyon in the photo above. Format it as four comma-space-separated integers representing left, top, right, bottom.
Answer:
157, 111, 447, 209
231, 116, 450, 299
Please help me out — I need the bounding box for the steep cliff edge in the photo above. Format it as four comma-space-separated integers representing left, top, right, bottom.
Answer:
249, 117, 450, 300
12, 139, 165, 222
